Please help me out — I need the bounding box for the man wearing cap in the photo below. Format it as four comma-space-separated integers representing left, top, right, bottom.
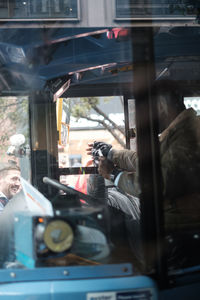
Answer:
0, 162, 21, 214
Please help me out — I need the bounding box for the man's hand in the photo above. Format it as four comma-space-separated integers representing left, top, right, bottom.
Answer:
86, 143, 102, 166
86, 143, 94, 156
98, 157, 114, 180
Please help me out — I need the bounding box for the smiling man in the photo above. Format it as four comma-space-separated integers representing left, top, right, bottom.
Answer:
0, 162, 21, 214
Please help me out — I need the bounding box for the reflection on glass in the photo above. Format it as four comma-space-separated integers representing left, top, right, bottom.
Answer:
184, 97, 200, 115
0, 0, 78, 19
57, 96, 125, 175
156, 81, 200, 269
128, 99, 137, 151
55, 95, 143, 268
116, 0, 198, 19
0, 96, 30, 181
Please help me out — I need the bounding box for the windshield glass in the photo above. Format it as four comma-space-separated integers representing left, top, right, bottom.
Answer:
0, 96, 30, 181
0, 22, 142, 270
0, 0, 200, 278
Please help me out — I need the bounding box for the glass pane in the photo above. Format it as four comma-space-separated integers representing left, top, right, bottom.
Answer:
128, 99, 137, 151
0, 22, 140, 269
0, 0, 199, 293
57, 96, 125, 171
0, 96, 31, 268
55, 96, 143, 268
0, 96, 30, 181
116, 0, 198, 19
184, 97, 200, 115
0, 0, 78, 19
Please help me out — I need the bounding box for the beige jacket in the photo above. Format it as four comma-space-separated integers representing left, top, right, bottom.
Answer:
111, 108, 200, 230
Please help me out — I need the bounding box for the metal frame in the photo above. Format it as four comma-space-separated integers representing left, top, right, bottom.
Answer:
0, 263, 133, 284
130, 26, 167, 287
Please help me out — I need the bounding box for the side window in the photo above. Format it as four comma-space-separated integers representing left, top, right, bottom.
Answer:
0, 96, 31, 181
57, 96, 126, 188
184, 97, 200, 115
128, 99, 136, 151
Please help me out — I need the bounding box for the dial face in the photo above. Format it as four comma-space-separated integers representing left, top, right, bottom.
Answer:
43, 220, 74, 253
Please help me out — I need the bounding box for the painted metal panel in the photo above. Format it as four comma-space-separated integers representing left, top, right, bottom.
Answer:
0, 275, 158, 300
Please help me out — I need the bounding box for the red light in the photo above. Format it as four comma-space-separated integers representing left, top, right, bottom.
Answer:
106, 28, 130, 40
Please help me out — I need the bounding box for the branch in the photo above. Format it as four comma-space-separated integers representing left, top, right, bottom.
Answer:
0, 98, 24, 108
92, 104, 125, 135
80, 115, 126, 148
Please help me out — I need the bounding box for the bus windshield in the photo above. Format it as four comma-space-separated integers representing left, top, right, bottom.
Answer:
0, 1, 200, 282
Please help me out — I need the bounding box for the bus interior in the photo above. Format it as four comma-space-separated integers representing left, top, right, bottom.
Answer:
0, 1, 200, 299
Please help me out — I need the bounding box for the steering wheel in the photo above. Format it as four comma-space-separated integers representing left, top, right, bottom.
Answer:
43, 176, 96, 205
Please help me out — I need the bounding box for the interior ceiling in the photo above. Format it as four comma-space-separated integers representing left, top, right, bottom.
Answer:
0, 26, 200, 96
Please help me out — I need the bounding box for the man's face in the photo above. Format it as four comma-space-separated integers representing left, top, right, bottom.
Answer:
0, 169, 21, 200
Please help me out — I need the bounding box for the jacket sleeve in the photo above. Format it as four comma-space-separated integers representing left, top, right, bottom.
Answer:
114, 171, 140, 197
111, 149, 137, 172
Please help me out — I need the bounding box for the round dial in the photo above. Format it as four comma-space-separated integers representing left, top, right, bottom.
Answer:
43, 220, 74, 253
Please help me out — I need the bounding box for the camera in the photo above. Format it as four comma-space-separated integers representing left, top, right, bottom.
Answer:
91, 148, 103, 166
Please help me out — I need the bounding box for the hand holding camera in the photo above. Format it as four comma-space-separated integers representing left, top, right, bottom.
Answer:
86, 141, 112, 166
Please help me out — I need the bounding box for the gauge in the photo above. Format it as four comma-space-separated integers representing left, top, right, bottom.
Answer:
43, 220, 74, 253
